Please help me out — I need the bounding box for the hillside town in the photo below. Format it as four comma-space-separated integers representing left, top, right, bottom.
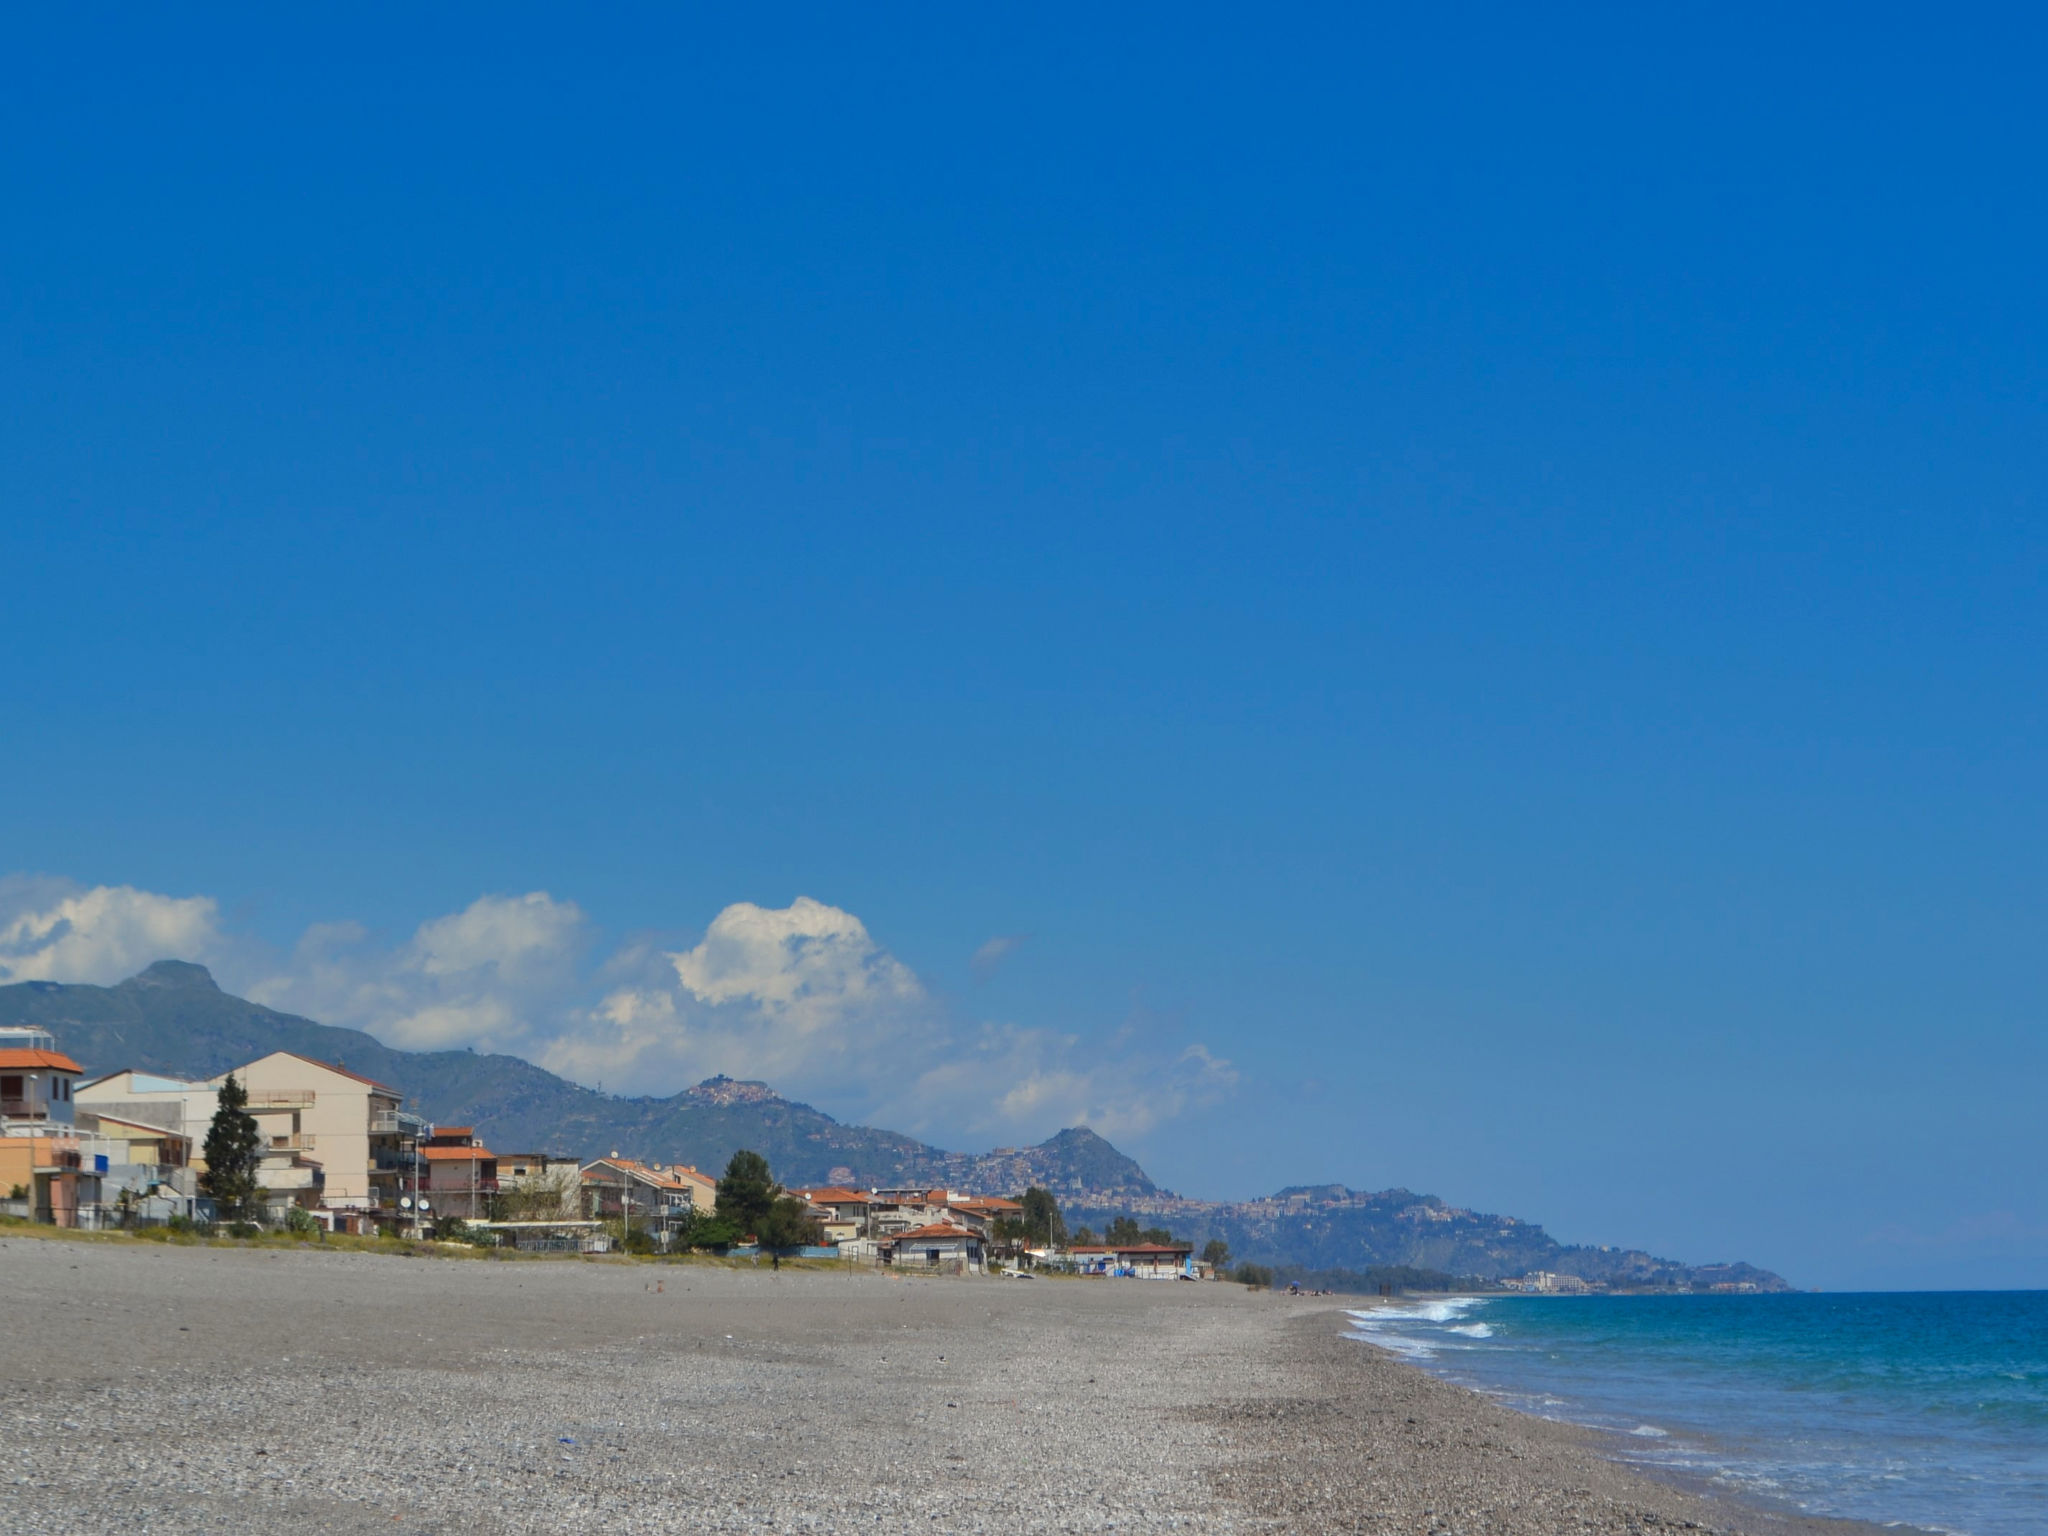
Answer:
1, 1022, 1216, 1279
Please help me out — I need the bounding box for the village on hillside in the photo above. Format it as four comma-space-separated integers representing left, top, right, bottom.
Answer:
0, 1022, 1220, 1280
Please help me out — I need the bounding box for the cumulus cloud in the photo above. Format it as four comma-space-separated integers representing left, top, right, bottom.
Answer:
672, 897, 922, 1026
4, 874, 1239, 1146
0, 878, 228, 984
543, 896, 943, 1092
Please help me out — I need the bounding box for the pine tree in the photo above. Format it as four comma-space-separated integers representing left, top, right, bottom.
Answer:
199, 1072, 264, 1223
715, 1149, 776, 1240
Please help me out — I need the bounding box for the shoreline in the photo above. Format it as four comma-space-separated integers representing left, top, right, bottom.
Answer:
1, 1238, 1920, 1534
1242, 1306, 1910, 1536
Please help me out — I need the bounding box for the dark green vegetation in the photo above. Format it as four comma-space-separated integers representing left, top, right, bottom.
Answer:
715, 1150, 777, 1235
197, 1073, 261, 1222
3, 963, 1790, 1289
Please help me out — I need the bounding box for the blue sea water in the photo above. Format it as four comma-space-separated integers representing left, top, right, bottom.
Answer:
1343, 1291, 2048, 1536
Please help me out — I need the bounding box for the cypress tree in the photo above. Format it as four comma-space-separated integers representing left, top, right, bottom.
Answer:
715, 1149, 776, 1239
199, 1072, 264, 1223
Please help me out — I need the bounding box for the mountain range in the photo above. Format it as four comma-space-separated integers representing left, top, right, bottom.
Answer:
1, 960, 1789, 1290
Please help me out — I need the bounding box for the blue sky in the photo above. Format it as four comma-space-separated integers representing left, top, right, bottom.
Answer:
3, 7, 2044, 1289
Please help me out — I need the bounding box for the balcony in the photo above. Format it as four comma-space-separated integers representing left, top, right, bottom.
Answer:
245, 1090, 316, 1108
264, 1135, 317, 1153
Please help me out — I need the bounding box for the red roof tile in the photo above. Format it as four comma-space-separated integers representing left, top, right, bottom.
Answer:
0, 1049, 83, 1073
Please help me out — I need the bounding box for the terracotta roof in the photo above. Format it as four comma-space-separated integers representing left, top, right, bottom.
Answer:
422, 1145, 496, 1161
0, 1049, 83, 1073
888, 1222, 981, 1244
949, 1197, 1022, 1213
799, 1186, 869, 1204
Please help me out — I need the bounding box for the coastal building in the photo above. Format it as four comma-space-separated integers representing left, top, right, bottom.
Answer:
0, 1027, 84, 1125
939, 1195, 1023, 1236
79, 1051, 415, 1225
794, 1186, 871, 1225
75, 1070, 220, 1153
233, 1052, 410, 1218
1070, 1242, 1196, 1279
883, 1221, 985, 1274
2, 1030, 108, 1226
419, 1126, 499, 1221
581, 1157, 698, 1247
668, 1163, 718, 1213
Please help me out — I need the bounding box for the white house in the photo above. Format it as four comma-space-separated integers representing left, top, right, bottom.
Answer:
885, 1221, 985, 1274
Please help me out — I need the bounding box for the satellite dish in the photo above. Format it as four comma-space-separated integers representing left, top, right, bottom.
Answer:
399, 1196, 413, 1210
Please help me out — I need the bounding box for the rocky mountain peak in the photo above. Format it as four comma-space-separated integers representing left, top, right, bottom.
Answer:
126, 959, 221, 991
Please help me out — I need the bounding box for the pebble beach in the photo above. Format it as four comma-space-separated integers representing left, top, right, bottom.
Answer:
1, 1235, 1894, 1535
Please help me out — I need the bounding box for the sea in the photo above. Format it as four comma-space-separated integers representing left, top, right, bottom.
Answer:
1342, 1291, 2047, 1536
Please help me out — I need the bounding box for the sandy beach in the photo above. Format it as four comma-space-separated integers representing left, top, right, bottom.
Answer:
0, 1236, 1892, 1535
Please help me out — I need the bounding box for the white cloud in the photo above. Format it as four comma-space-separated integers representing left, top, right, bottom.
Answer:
970, 933, 1028, 983
246, 892, 588, 1053
0, 879, 227, 984
544, 896, 941, 1092
671, 896, 922, 1027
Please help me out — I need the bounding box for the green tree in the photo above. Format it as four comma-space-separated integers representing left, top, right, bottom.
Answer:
1071, 1225, 1097, 1245
1233, 1262, 1275, 1289
1018, 1186, 1066, 1247
680, 1208, 740, 1250
1105, 1215, 1142, 1245
199, 1073, 264, 1223
758, 1193, 822, 1252
716, 1149, 777, 1239
1201, 1238, 1232, 1270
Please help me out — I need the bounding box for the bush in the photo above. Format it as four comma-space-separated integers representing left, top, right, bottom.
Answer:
227, 1220, 261, 1239
7, 1183, 27, 1201
284, 1206, 320, 1238
1233, 1263, 1275, 1290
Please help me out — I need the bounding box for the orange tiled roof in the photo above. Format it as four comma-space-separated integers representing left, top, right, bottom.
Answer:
800, 1186, 869, 1204
0, 1049, 83, 1073
421, 1145, 496, 1161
